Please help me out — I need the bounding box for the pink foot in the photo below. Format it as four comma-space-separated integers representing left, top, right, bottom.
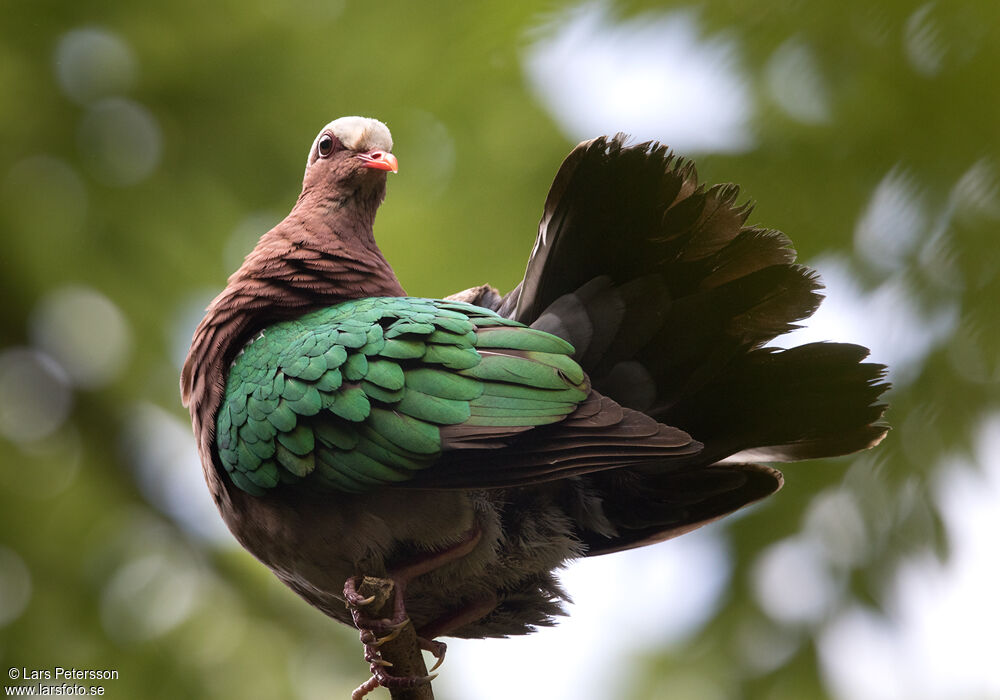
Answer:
343, 528, 484, 697
344, 576, 436, 699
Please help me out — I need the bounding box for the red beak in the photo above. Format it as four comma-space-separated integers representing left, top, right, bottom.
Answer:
357, 150, 399, 173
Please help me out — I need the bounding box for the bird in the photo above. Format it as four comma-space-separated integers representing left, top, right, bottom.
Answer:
181, 116, 888, 696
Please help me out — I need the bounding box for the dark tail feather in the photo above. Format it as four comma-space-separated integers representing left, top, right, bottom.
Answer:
581, 463, 784, 556
500, 134, 888, 465
657, 342, 889, 464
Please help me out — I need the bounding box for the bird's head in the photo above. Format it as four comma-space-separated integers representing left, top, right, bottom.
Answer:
302, 116, 397, 197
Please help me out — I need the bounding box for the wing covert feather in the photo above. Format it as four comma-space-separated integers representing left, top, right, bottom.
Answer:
217, 297, 599, 495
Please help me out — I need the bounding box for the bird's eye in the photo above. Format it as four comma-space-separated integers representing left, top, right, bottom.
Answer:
317, 134, 335, 158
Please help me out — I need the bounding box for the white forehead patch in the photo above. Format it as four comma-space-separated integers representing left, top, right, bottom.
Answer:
305, 117, 394, 175
323, 116, 393, 153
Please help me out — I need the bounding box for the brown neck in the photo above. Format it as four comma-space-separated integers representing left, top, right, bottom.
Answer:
180, 183, 405, 474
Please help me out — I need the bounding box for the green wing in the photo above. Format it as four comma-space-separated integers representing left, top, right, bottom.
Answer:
216, 297, 589, 495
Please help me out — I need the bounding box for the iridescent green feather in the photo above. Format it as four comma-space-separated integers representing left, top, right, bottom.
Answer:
216, 297, 589, 495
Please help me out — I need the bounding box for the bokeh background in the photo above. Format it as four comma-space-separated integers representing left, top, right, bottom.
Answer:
2, 1, 998, 698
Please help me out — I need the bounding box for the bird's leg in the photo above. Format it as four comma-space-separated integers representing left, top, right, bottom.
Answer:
344, 576, 437, 700
408, 588, 500, 673
416, 593, 499, 642
344, 527, 483, 633
388, 527, 483, 583
344, 527, 483, 697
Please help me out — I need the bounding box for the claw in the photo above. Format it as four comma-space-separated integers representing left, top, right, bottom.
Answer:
343, 577, 377, 608
372, 625, 405, 647
419, 636, 447, 672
